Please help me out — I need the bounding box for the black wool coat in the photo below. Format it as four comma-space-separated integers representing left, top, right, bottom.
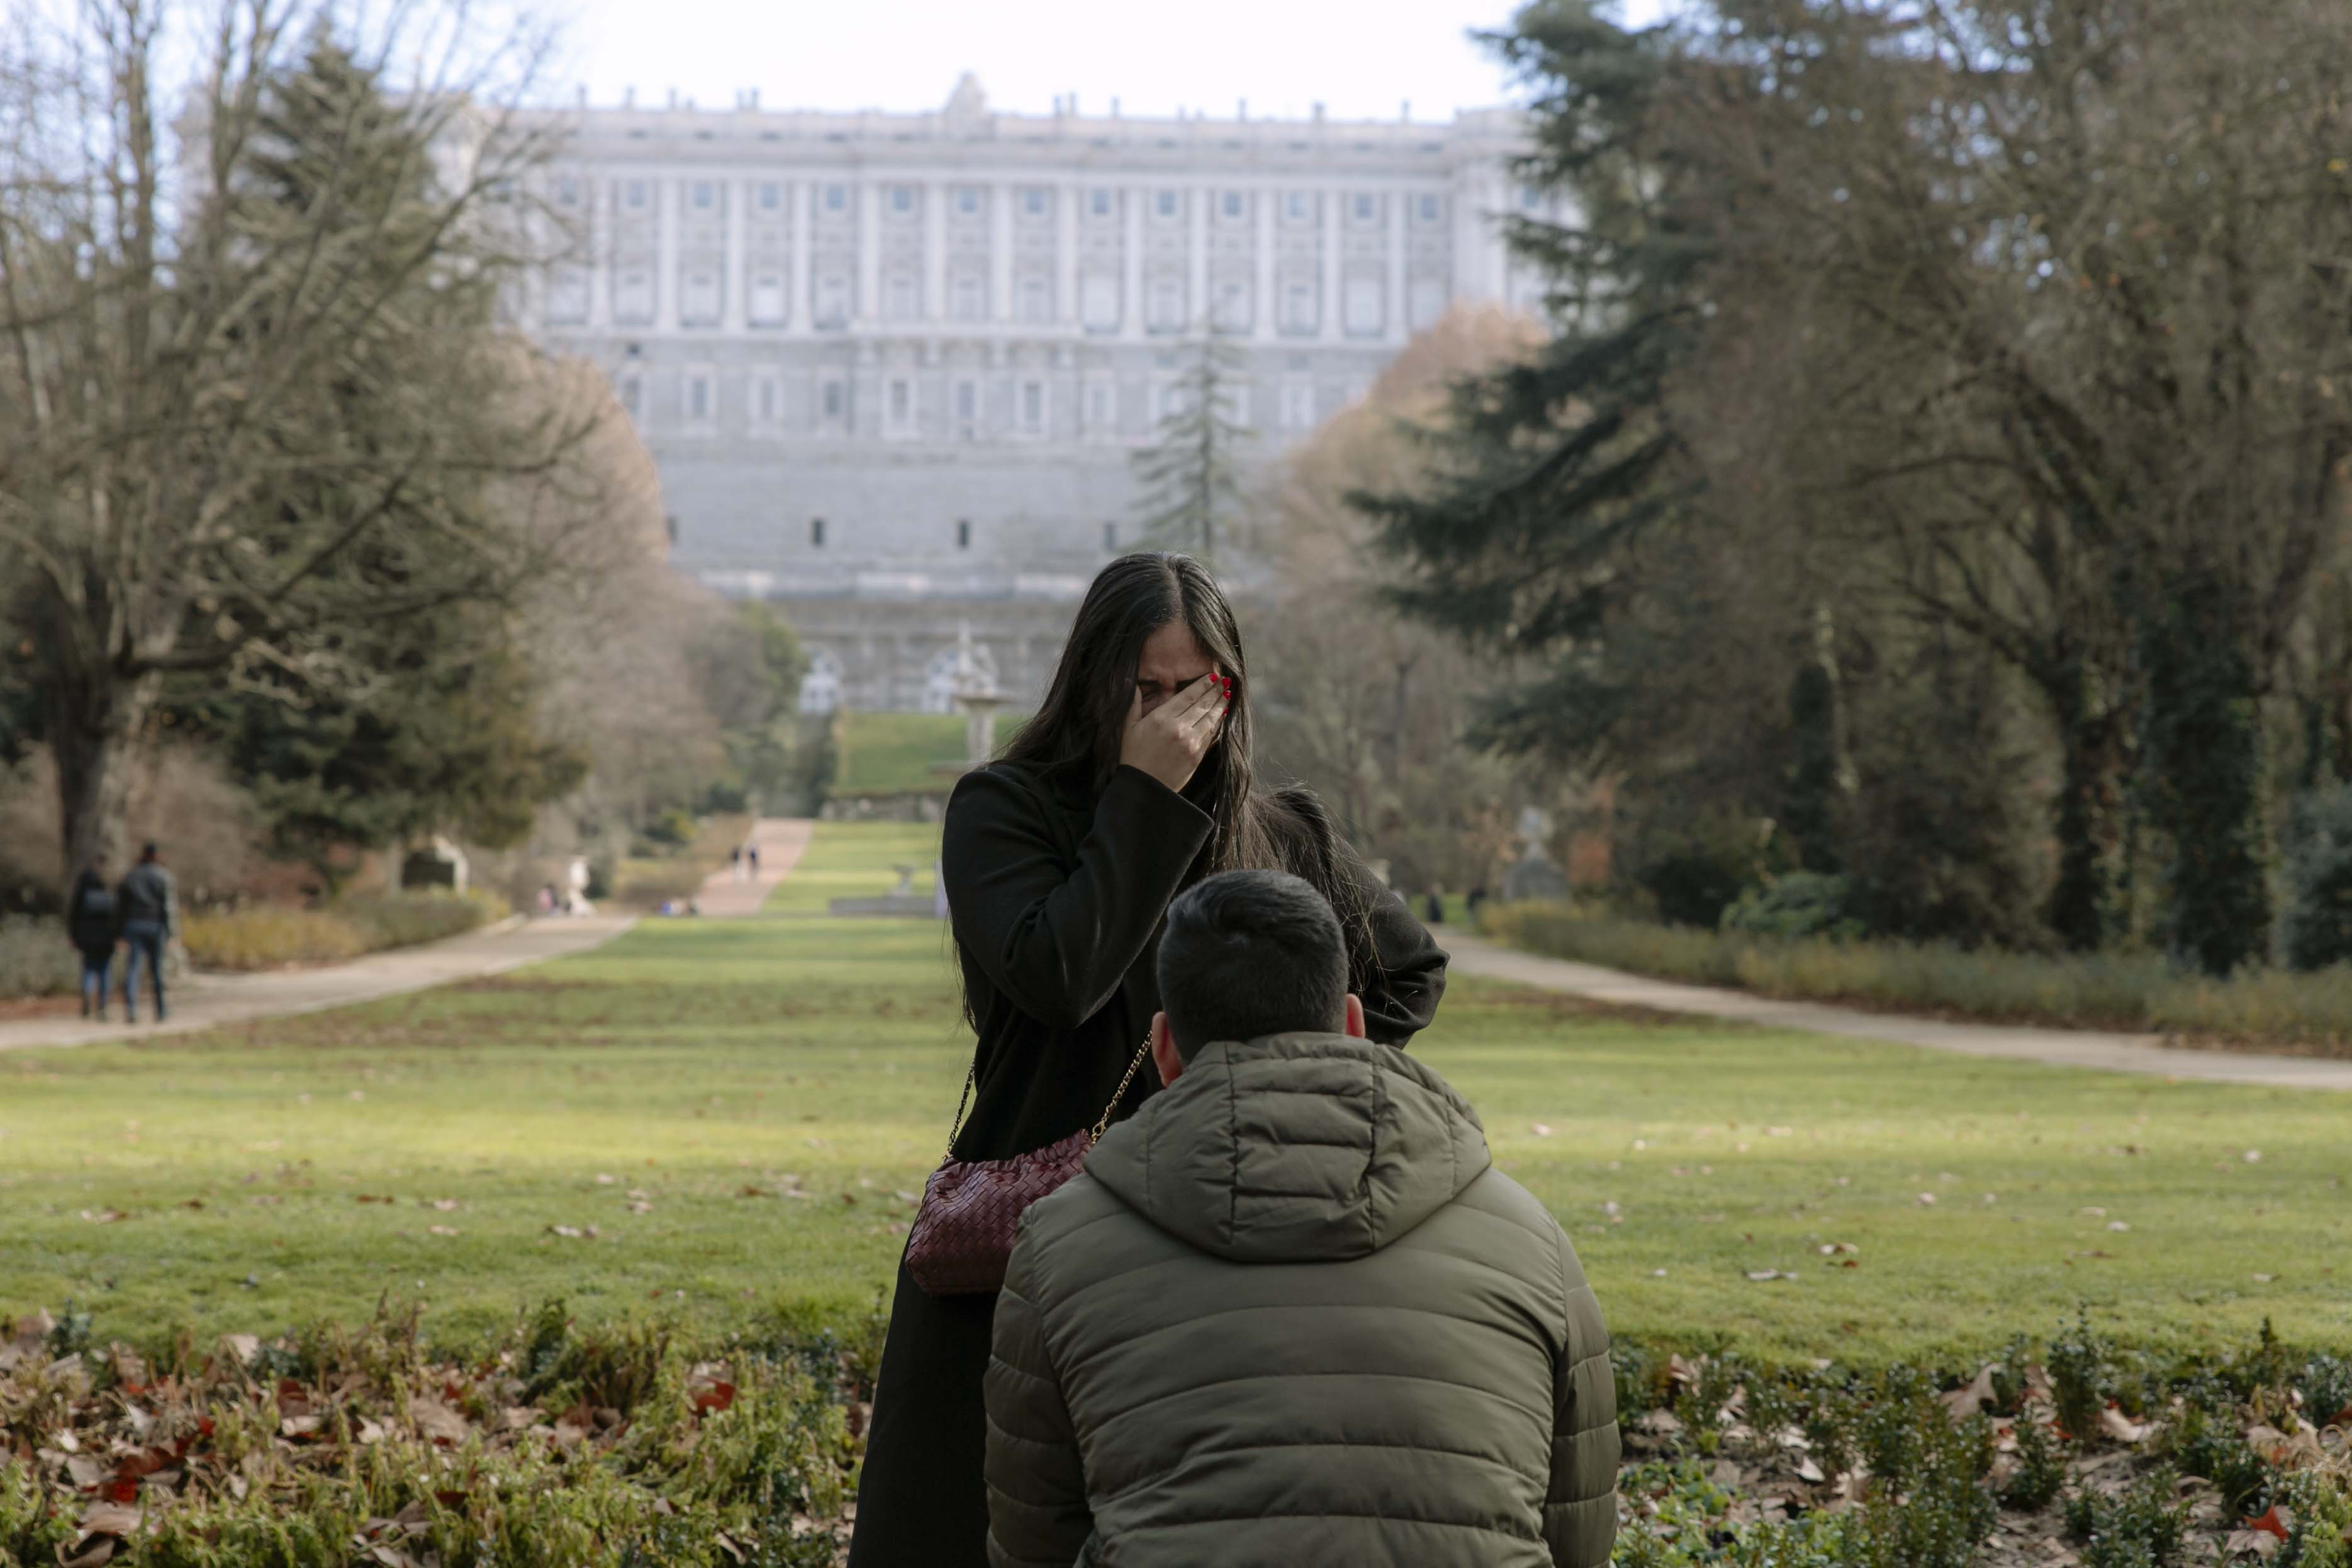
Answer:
845, 759, 1448, 1568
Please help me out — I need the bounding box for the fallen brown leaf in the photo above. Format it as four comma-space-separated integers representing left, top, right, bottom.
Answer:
1940, 1365, 2000, 1425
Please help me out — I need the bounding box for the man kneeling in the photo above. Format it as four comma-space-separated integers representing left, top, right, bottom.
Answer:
984, 869, 1618, 1567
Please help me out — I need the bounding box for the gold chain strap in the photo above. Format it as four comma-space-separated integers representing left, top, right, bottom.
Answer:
946, 1034, 1155, 1160
1090, 1036, 1155, 1147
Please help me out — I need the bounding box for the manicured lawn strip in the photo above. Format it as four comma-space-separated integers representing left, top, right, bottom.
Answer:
3, 825, 2346, 1364
831, 711, 1026, 795
759, 821, 943, 913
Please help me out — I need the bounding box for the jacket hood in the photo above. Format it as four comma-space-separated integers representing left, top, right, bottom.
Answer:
1084, 1032, 1491, 1264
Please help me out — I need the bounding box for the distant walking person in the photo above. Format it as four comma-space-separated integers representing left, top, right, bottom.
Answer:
730, 844, 745, 882
746, 842, 761, 878
67, 866, 118, 1021
115, 843, 176, 1024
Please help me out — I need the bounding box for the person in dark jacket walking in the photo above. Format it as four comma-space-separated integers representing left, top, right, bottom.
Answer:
846, 553, 1449, 1568
67, 866, 118, 1021
985, 870, 1618, 1568
115, 843, 176, 1024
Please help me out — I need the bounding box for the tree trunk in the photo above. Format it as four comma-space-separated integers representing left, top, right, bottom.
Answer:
50, 669, 158, 897
2046, 662, 2128, 953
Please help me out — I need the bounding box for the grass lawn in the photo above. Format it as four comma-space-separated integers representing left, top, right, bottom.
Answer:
3, 823, 2348, 1365
831, 711, 1026, 795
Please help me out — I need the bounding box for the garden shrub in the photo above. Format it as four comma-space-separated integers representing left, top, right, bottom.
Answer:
0, 916, 79, 1000
2048, 1307, 2113, 1444
184, 889, 503, 970
2001, 1417, 2068, 1511
1720, 873, 1864, 942
1484, 902, 2352, 1048
2163, 1398, 2274, 1519
2282, 783, 2352, 970
2064, 1468, 2190, 1567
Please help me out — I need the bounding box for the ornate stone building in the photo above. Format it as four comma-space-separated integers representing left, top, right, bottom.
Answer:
524, 77, 1543, 712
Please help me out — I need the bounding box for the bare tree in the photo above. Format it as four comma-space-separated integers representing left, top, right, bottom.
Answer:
0, 0, 614, 890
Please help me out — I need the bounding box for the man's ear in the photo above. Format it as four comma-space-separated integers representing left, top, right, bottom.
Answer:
1342, 993, 1366, 1039
1150, 1009, 1184, 1087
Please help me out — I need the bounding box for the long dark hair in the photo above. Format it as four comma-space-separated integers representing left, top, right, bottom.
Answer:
996, 552, 1378, 990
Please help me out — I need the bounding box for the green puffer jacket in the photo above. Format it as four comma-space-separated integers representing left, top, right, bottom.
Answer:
983, 1032, 1618, 1567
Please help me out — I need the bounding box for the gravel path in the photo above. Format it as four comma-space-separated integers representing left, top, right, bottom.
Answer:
1442, 930, 2352, 1090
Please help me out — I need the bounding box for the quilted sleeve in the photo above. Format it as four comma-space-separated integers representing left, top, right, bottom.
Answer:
1544, 1223, 1621, 1568
984, 1228, 1094, 1568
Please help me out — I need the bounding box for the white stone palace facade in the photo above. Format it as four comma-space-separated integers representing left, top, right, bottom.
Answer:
523, 78, 1544, 712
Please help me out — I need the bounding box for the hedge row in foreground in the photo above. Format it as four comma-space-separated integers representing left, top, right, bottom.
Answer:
3, 1301, 2347, 1567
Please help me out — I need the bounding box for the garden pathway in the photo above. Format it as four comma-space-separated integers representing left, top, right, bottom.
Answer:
0, 915, 637, 1053
689, 817, 814, 916
1442, 930, 2352, 1090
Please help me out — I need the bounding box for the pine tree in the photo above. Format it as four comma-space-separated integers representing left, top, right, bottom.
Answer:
1130, 330, 1252, 568
1352, 0, 1707, 764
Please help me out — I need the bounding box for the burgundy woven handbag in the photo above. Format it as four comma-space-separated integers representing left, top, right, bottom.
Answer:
905, 1036, 1153, 1296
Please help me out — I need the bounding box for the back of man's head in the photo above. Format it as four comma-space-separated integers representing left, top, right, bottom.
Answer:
1156, 870, 1348, 1061
139, 842, 159, 864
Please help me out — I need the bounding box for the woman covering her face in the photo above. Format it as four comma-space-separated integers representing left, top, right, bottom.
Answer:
846, 551, 1450, 1567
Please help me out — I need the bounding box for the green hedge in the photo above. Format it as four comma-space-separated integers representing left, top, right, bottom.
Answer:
184, 889, 506, 972
0, 916, 81, 1000
1482, 902, 2352, 1050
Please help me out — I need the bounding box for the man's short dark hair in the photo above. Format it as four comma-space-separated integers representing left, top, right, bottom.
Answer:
1156, 870, 1348, 1060
139, 842, 159, 862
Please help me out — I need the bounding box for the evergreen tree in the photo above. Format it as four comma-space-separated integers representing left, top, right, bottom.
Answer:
1354, 0, 1710, 767
1130, 330, 1252, 567
2137, 576, 2272, 977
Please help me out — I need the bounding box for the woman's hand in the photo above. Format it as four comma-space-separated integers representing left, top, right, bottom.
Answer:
1118, 672, 1229, 795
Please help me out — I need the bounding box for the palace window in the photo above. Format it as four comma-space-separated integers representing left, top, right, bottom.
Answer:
1281, 381, 1315, 429
759, 181, 781, 211
685, 370, 712, 423
1286, 191, 1309, 221
1221, 191, 1243, 220
1022, 187, 1048, 217
625, 179, 647, 209
750, 271, 785, 325
892, 185, 914, 214
1148, 276, 1184, 332
1019, 275, 1051, 323
956, 186, 981, 216
885, 376, 914, 435
692, 181, 714, 211
1284, 281, 1316, 333
954, 378, 979, 437
1089, 188, 1112, 218
1418, 193, 1440, 223
1353, 193, 1376, 223
1018, 379, 1047, 435
1155, 189, 1178, 219
825, 183, 847, 211
952, 272, 985, 322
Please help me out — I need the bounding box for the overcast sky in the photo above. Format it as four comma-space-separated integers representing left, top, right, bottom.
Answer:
553, 0, 1670, 121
